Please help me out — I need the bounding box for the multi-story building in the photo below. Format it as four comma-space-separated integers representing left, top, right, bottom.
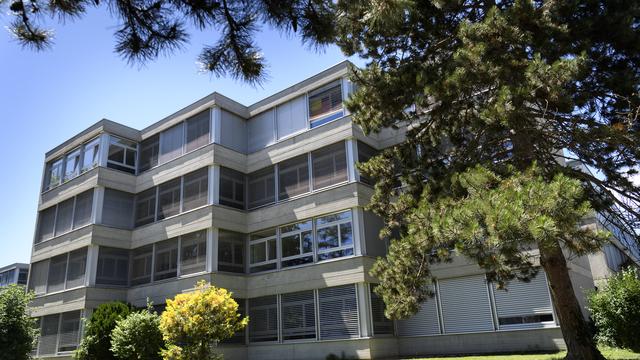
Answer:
27, 61, 639, 360
0, 263, 29, 287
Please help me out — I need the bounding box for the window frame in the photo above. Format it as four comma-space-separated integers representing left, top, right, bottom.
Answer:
106, 135, 137, 174
279, 220, 314, 268
308, 80, 345, 128
314, 210, 354, 261
249, 228, 277, 273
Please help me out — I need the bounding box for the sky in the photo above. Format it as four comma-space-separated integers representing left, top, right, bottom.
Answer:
0, 8, 362, 266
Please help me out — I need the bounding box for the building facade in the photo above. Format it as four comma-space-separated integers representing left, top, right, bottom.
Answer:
0, 263, 29, 287
27, 62, 638, 360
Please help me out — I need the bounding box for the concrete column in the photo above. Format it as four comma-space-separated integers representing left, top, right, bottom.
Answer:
92, 186, 105, 225
210, 228, 219, 273
342, 77, 352, 116
346, 139, 359, 183
356, 282, 372, 338
212, 107, 222, 144
85, 245, 99, 287
352, 207, 366, 256
98, 133, 110, 167
210, 165, 220, 205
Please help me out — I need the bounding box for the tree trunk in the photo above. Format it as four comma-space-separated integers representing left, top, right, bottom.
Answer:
539, 239, 605, 360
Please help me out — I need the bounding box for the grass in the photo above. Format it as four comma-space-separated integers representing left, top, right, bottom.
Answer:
408, 347, 640, 360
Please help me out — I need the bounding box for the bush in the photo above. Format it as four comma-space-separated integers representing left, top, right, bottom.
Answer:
0, 285, 38, 360
588, 267, 640, 352
74, 301, 131, 360
110, 306, 164, 360
159, 281, 248, 360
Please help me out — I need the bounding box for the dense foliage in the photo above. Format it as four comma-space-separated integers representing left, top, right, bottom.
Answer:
110, 306, 165, 360
589, 267, 640, 352
74, 301, 131, 360
159, 281, 247, 360
0, 285, 38, 360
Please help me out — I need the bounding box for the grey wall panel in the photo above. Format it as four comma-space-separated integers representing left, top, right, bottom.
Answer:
248, 110, 275, 153
220, 109, 248, 153
363, 211, 386, 257
439, 275, 494, 333
276, 95, 307, 140
493, 272, 552, 319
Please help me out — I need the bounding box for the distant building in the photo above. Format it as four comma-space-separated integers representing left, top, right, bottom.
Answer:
0, 263, 29, 287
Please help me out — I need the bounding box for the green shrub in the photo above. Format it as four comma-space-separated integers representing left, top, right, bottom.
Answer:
588, 267, 640, 352
74, 301, 131, 360
0, 285, 38, 360
111, 307, 164, 360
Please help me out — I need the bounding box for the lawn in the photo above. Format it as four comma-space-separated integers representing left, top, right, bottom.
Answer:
409, 347, 640, 360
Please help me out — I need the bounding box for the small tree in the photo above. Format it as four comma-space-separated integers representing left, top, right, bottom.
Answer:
159, 281, 248, 360
75, 301, 131, 360
589, 267, 640, 352
0, 285, 38, 360
110, 306, 164, 360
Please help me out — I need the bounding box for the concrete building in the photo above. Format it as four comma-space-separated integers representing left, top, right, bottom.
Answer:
0, 263, 29, 287
27, 61, 639, 359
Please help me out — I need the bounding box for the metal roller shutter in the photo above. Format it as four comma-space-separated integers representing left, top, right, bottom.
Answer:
439, 274, 494, 333
281, 290, 317, 340
396, 285, 440, 336
318, 285, 359, 340
493, 272, 554, 328
38, 314, 59, 355
248, 295, 278, 342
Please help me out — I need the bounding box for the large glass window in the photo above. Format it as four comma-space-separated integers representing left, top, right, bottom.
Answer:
318, 285, 359, 340
357, 141, 377, 185
182, 168, 208, 211
220, 167, 245, 209
138, 135, 159, 172
186, 111, 211, 152
134, 188, 157, 227
73, 190, 94, 228
65, 248, 87, 289
37, 206, 56, 242
107, 136, 137, 174
63, 149, 81, 182
315, 210, 354, 261
58, 311, 81, 352
45, 159, 63, 191
154, 238, 178, 281
281, 290, 316, 340
308, 82, 343, 128
54, 198, 74, 236
157, 178, 181, 220
131, 245, 153, 285
278, 154, 309, 200
247, 166, 275, 209
102, 189, 134, 229
159, 123, 184, 164
248, 295, 279, 342
218, 230, 245, 273
312, 142, 348, 190
249, 228, 277, 273
96, 247, 129, 286
81, 137, 100, 172
47, 254, 67, 293
280, 220, 314, 268
180, 230, 207, 275
28, 260, 49, 295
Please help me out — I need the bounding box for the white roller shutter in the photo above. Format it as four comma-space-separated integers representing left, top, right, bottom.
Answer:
439, 274, 494, 333
493, 272, 554, 328
276, 95, 307, 139
396, 285, 440, 336
318, 285, 360, 340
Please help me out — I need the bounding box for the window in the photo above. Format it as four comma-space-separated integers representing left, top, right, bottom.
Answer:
357, 141, 377, 185
73, 190, 94, 228
134, 188, 157, 227
39, 314, 60, 355
58, 311, 81, 352
138, 135, 159, 172
107, 136, 137, 174
54, 198, 74, 236
82, 137, 100, 172
218, 230, 245, 273
182, 168, 208, 211
45, 159, 63, 190
220, 167, 245, 209
131, 245, 153, 285
248, 295, 278, 342
312, 142, 348, 190
47, 254, 67, 293
249, 228, 277, 273
157, 178, 181, 220
493, 272, 554, 329
28, 260, 49, 295
247, 166, 275, 209
370, 285, 393, 335
63, 149, 81, 182
180, 230, 207, 275
65, 248, 86, 289
315, 210, 354, 261
96, 247, 129, 286
280, 220, 313, 268
159, 123, 184, 164
318, 285, 359, 340
309, 82, 343, 128
37, 206, 56, 242
186, 110, 210, 152
154, 238, 178, 280
278, 154, 309, 200
281, 290, 316, 340
102, 189, 134, 229
18, 268, 28, 285
0, 269, 15, 286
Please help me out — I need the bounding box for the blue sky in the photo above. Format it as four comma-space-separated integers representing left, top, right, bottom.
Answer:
0, 8, 361, 266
